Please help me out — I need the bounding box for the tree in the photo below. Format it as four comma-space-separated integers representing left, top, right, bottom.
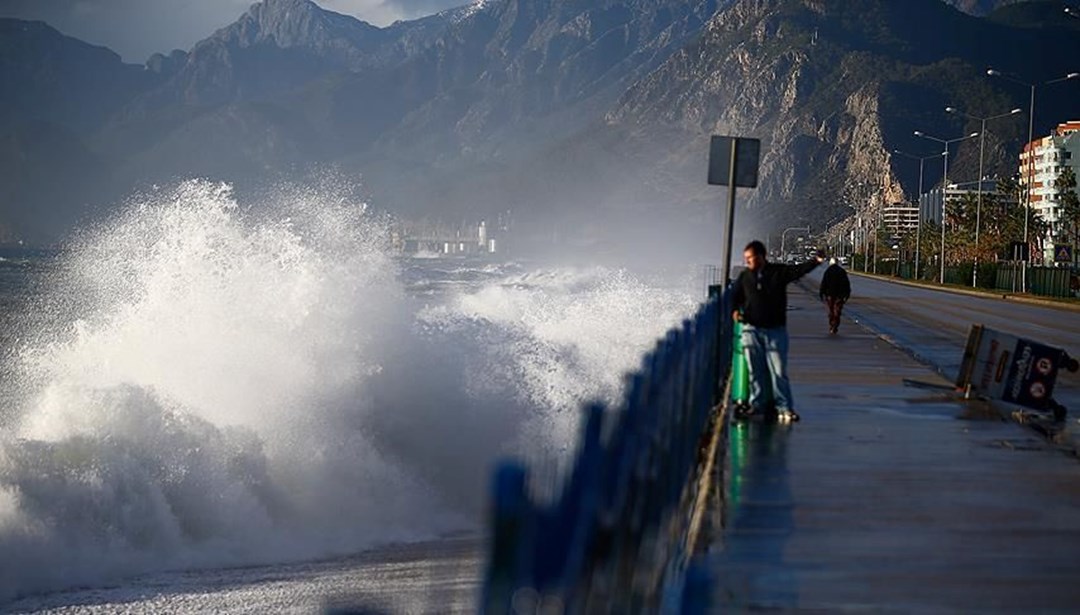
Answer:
945, 192, 977, 265
984, 176, 1048, 264
900, 219, 941, 280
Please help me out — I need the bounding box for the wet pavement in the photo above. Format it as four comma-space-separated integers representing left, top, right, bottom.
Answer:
708, 284, 1080, 612
834, 272, 1080, 459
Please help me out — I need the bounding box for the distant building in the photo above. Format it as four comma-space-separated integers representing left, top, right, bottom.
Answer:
396, 218, 502, 256
1020, 120, 1080, 261
882, 201, 919, 234
919, 180, 997, 226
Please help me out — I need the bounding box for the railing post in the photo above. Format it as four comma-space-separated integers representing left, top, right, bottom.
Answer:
482, 462, 530, 614
480, 288, 734, 613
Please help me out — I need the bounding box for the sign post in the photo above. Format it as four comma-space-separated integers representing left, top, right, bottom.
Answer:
1054, 244, 1072, 264
708, 135, 760, 285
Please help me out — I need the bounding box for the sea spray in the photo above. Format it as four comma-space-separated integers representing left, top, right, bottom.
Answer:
0, 179, 454, 601
414, 266, 699, 456
0, 177, 701, 603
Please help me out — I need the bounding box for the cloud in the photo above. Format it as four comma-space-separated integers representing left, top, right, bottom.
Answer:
0, 0, 469, 62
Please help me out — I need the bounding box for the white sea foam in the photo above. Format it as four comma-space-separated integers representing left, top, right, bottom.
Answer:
0, 179, 455, 601
0, 177, 700, 604
416, 266, 699, 454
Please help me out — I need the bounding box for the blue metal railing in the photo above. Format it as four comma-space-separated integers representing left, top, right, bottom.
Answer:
481, 286, 734, 613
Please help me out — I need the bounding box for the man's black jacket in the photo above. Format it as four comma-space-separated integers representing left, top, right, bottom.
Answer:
732, 259, 820, 328
819, 264, 851, 300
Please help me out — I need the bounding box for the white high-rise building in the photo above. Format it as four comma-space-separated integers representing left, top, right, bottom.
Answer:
882, 202, 919, 234
1019, 120, 1080, 262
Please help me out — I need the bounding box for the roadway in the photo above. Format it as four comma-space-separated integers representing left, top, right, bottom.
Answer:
828, 271, 1080, 418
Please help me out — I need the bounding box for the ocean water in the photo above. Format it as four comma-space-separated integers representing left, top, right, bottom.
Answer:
0, 179, 702, 612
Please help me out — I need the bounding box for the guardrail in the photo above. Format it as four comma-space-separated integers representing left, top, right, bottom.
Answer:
481, 286, 734, 613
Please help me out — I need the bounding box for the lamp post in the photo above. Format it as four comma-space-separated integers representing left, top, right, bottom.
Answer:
861, 214, 870, 272
944, 106, 1022, 287
781, 225, 810, 260
893, 149, 945, 280
872, 208, 878, 274
872, 207, 885, 275
987, 69, 1079, 289
824, 212, 848, 257
913, 130, 980, 284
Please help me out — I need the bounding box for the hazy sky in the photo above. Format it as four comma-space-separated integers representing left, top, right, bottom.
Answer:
0, 0, 467, 62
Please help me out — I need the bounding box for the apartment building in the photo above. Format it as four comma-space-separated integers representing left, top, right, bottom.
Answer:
882, 202, 919, 234
1019, 120, 1080, 261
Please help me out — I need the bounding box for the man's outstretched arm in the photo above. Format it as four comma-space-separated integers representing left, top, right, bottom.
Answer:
786, 252, 825, 283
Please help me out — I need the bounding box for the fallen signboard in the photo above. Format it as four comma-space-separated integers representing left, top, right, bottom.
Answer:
956, 324, 1078, 420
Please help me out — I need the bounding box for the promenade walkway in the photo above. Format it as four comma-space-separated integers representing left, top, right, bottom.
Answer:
708, 284, 1080, 612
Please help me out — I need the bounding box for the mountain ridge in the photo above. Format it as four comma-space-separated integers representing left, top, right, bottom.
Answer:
1, 0, 1078, 248
599, 0, 1079, 234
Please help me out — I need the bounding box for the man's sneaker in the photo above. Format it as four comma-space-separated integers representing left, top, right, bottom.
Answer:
778, 408, 800, 423
733, 402, 754, 419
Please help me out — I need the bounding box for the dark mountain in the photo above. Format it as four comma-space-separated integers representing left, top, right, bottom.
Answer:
986, 0, 1080, 27
344, 0, 729, 218
600, 0, 1080, 235
942, 0, 1023, 15
0, 19, 157, 243
128, 0, 398, 109
1, 0, 1078, 250
0, 119, 111, 242
96, 0, 728, 223
0, 20, 152, 132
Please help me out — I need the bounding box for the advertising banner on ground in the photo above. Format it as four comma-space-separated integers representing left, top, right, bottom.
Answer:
956, 325, 1067, 411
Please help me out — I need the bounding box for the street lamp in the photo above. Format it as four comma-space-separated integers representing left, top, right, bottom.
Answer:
913, 130, 980, 284
871, 209, 878, 274
893, 149, 946, 280
780, 225, 810, 260
871, 207, 886, 275
824, 212, 849, 257
944, 106, 1022, 287
1066, 7, 1079, 18
986, 69, 1079, 287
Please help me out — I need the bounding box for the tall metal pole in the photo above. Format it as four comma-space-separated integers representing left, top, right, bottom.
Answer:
915, 130, 978, 284
872, 199, 879, 274
854, 215, 860, 264
862, 214, 869, 273
780, 226, 810, 259
973, 118, 986, 287
941, 149, 949, 284
916, 158, 924, 280
722, 139, 738, 285
945, 106, 1021, 287
1024, 84, 1034, 289
894, 149, 940, 280
987, 69, 1079, 290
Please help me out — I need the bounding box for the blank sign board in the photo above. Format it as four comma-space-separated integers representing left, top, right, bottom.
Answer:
708, 136, 760, 188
